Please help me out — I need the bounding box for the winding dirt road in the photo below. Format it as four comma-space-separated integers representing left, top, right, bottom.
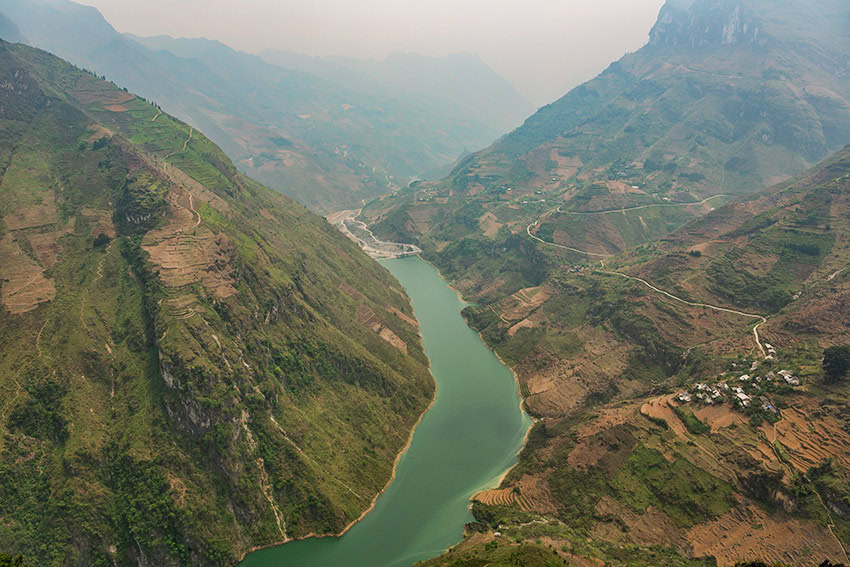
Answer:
555, 194, 728, 216
527, 212, 767, 356
164, 126, 193, 160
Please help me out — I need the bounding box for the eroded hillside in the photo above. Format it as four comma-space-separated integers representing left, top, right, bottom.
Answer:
417, 146, 850, 566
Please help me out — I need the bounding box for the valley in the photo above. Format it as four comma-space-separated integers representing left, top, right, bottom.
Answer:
1, 0, 850, 566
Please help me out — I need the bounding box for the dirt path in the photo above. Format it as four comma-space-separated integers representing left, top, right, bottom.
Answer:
164, 126, 193, 160
596, 264, 767, 357
36, 320, 49, 360
525, 194, 728, 257
151, 108, 162, 122
0, 376, 23, 426
188, 194, 200, 228
816, 490, 850, 563
826, 265, 848, 282
555, 194, 728, 216
526, 219, 614, 258
268, 415, 365, 502
526, 206, 768, 355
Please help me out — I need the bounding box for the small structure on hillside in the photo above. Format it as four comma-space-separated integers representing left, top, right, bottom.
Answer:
779, 370, 800, 386
678, 392, 693, 403
759, 396, 778, 414
735, 392, 752, 407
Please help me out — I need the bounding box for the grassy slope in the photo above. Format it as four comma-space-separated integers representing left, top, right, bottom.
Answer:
418, 146, 850, 566
0, 41, 434, 566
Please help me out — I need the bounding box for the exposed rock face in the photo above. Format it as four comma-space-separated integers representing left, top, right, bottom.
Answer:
649, 0, 766, 48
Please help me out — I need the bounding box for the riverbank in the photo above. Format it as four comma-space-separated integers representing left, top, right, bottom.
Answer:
235, 274, 437, 564
240, 256, 531, 567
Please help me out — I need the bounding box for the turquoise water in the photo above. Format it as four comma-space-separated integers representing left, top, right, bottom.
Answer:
240, 256, 531, 567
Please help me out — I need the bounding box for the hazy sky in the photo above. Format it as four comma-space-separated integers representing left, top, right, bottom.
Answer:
76, 0, 665, 106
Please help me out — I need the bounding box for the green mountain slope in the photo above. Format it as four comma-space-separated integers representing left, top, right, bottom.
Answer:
0, 40, 434, 566
0, 0, 519, 212
417, 146, 850, 567
364, 0, 850, 284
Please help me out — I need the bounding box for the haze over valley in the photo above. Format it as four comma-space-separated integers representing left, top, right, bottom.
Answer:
1, 1, 850, 567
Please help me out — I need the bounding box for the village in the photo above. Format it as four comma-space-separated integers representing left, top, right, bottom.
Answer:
676, 342, 801, 424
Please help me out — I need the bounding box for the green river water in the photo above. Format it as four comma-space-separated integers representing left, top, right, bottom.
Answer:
240, 256, 532, 567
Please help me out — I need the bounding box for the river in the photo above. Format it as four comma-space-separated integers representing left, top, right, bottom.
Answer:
240, 256, 531, 567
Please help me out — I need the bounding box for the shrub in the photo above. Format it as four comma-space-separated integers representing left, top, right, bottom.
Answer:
93, 233, 110, 248
823, 346, 850, 383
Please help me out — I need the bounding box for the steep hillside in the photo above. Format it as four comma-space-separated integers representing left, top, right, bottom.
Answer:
418, 146, 850, 566
0, 0, 509, 212
364, 0, 850, 283
0, 41, 434, 566
258, 49, 534, 136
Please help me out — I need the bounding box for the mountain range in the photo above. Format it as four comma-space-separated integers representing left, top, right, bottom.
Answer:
0, 0, 532, 212
365, 0, 850, 281
360, 0, 850, 564
1, 0, 850, 565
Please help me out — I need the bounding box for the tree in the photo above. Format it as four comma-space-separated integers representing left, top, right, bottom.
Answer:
93, 233, 111, 248
823, 345, 850, 383
0, 554, 29, 567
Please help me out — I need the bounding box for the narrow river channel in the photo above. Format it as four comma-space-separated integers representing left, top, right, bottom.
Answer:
240, 256, 531, 567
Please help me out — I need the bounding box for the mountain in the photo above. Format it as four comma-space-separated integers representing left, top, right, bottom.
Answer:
364, 0, 850, 288
0, 0, 517, 213
417, 145, 850, 567
258, 49, 535, 136
0, 40, 434, 566
0, 11, 22, 43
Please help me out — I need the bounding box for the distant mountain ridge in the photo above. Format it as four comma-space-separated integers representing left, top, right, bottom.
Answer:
0, 0, 530, 212
364, 0, 850, 282
258, 48, 535, 135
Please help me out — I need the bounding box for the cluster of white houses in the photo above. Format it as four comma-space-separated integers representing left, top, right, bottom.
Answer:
677, 363, 800, 414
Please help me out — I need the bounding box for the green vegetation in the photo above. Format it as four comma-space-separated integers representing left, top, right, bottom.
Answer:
614, 445, 735, 528
0, 41, 434, 566
823, 346, 850, 383
0, 555, 29, 567
672, 405, 710, 435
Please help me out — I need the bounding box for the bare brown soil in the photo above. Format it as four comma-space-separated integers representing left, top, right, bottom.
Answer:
338, 282, 364, 300
386, 306, 418, 328
355, 304, 407, 353
478, 211, 502, 237
142, 192, 237, 299
694, 403, 747, 433
687, 500, 844, 566
26, 231, 62, 268
3, 193, 58, 230
0, 233, 56, 314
